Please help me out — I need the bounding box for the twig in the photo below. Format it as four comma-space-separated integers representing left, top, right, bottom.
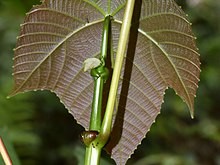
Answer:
0, 137, 12, 165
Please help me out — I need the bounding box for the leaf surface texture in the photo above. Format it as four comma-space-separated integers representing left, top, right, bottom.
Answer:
12, 0, 200, 164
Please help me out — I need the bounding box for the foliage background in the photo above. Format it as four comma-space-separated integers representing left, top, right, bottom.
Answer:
0, 0, 219, 164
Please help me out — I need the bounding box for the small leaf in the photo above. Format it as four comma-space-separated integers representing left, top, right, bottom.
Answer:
83, 58, 101, 72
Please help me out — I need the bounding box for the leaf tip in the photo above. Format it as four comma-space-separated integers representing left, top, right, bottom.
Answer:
189, 106, 195, 119
7, 90, 19, 98
7, 93, 15, 99
8, 87, 29, 98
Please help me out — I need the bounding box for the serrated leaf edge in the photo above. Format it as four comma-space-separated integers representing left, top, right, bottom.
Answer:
10, 18, 105, 97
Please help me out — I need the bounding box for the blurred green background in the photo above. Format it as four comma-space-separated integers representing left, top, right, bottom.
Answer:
0, 0, 219, 164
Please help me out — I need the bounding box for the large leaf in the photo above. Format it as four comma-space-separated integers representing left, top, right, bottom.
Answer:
11, 0, 200, 164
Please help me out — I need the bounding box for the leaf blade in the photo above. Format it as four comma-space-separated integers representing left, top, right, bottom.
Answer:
106, 0, 200, 164
11, 0, 200, 165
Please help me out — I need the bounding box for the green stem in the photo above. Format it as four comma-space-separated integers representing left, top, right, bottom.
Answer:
89, 76, 105, 131
100, 16, 111, 62
85, 143, 101, 165
84, 16, 111, 165
95, 0, 136, 147
89, 16, 111, 131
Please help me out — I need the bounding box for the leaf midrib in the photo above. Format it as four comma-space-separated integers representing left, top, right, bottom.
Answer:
141, 28, 193, 110
142, 31, 193, 111
114, 19, 193, 111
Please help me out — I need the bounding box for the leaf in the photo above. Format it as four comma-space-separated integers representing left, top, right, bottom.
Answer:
11, 0, 200, 164
83, 58, 101, 72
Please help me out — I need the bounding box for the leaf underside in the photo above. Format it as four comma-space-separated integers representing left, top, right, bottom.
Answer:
11, 0, 200, 164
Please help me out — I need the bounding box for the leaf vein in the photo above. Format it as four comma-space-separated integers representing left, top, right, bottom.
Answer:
111, 2, 126, 16
138, 29, 193, 111
147, 29, 195, 38
21, 22, 73, 32
120, 78, 158, 110
82, 0, 106, 16
119, 93, 154, 119
176, 67, 200, 82
159, 41, 200, 56
52, 42, 67, 91
140, 12, 190, 24
14, 52, 47, 60
27, 8, 86, 24
169, 54, 200, 71
18, 32, 66, 39
15, 41, 58, 51
125, 57, 162, 98
11, 19, 104, 96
